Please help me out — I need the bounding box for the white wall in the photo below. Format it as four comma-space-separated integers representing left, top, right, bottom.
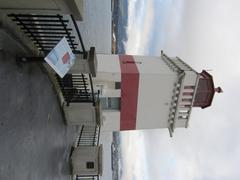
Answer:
134, 56, 177, 129
94, 81, 121, 97
136, 73, 177, 129
135, 55, 175, 74
95, 54, 121, 82
101, 111, 121, 132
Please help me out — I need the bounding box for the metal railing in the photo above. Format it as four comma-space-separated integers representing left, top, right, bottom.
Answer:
56, 73, 96, 106
76, 125, 100, 147
7, 13, 87, 57
7, 13, 98, 107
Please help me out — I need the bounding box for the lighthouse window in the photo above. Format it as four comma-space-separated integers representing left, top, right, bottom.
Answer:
99, 97, 121, 110
86, 161, 94, 169
115, 82, 121, 89
184, 86, 195, 89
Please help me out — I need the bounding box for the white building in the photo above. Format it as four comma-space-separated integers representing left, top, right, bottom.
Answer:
93, 51, 222, 136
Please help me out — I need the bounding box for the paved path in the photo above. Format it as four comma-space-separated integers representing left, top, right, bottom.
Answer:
0, 51, 76, 180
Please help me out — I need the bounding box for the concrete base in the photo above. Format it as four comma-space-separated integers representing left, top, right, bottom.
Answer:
64, 103, 97, 126
71, 145, 102, 176
69, 47, 97, 77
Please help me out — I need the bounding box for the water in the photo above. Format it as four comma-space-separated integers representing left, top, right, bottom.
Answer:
77, 0, 112, 54
112, 0, 128, 54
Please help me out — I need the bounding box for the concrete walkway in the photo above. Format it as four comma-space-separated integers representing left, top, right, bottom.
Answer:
0, 51, 76, 180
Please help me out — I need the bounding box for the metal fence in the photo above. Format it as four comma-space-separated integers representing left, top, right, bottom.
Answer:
75, 125, 100, 147
56, 73, 96, 106
7, 13, 97, 107
7, 13, 87, 58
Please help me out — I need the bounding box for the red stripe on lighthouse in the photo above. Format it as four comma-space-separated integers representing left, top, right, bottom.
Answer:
119, 55, 139, 130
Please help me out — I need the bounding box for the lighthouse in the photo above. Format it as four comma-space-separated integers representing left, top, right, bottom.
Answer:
92, 51, 221, 136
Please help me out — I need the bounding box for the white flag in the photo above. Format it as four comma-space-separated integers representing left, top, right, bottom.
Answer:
44, 37, 76, 78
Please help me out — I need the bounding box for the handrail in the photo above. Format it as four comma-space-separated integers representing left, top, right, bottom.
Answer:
70, 14, 87, 58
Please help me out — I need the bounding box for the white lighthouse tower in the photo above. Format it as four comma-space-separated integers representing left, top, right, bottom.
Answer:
93, 51, 221, 136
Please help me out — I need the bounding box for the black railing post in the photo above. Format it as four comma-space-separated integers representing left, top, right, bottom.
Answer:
88, 74, 95, 106
77, 125, 85, 146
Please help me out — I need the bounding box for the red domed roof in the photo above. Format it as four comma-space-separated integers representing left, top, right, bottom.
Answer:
193, 70, 222, 109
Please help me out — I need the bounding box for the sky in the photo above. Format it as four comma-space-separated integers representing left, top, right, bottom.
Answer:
119, 0, 240, 180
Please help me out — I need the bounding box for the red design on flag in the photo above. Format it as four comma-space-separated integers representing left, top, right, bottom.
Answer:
62, 52, 70, 64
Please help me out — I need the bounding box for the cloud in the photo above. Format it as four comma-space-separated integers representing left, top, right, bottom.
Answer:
120, 131, 150, 180
119, 0, 240, 180
125, 0, 154, 55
